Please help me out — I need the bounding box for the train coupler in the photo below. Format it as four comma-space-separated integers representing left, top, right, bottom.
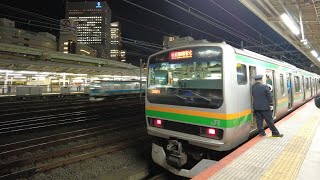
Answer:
166, 140, 187, 167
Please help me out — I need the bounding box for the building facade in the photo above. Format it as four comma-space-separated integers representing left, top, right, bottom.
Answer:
163, 36, 209, 49
0, 18, 57, 51
110, 21, 125, 61
77, 44, 97, 57
66, 1, 111, 59
59, 19, 77, 54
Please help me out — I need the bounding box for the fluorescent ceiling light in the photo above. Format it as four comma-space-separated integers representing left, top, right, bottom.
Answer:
280, 13, 300, 35
311, 50, 318, 57
0, 70, 14, 73
8, 73, 23, 76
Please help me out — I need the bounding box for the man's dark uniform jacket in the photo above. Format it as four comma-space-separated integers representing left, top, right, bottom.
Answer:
252, 82, 273, 110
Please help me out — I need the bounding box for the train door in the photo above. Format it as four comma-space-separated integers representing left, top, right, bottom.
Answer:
315, 78, 317, 94
249, 66, 257, 132
310, 77, 313, 96
302, 75, 305, 102
287, 73, 293, 109
314, 78, 316, 95
266, 70, 276, 118
315, 79, 319, 95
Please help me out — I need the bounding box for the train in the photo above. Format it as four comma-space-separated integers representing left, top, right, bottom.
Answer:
88, 80, 146, 101
145, 42, 320, 178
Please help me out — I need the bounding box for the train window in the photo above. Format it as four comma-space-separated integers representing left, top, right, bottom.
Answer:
236, 63, 247, 85
306, 78, 310, 90
294, 76, 301, 92
147, 46, 223, 109
280, 74, 285, 95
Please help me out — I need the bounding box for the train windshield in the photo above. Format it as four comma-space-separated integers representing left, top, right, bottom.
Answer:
147, 46, 223, 109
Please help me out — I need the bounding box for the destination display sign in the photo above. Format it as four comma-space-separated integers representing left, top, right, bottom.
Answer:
169, 50, 192, 60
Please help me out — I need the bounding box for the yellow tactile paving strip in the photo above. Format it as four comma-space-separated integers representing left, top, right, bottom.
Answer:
260, 111, 320, 180
205, 102, 320, 180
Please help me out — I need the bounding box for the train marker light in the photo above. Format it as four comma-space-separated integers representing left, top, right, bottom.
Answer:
207, 128, 216, 135
207, 128, 217, 137
280, 13, 300, 35
154, 119, 163, 128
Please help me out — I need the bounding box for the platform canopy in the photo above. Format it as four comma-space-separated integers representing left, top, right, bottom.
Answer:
0, 43, 144, 77
240, 0, 320, 72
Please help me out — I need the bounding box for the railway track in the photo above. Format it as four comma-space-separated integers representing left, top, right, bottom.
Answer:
0, 97, 143, 121
0, 104, 143, 135
0, 116, 148, 180
0, 96, 148, 179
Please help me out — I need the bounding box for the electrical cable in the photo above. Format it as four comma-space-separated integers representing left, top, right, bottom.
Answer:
121, 0, 239, 46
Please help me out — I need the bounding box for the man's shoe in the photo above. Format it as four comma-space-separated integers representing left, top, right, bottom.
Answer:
259, 133, 266, 137
272, 134, 283, 137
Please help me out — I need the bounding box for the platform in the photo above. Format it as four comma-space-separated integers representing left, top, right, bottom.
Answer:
193, 100, 320, 180
0, 92, 85, 97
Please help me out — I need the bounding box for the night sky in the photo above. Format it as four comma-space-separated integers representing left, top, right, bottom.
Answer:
0, 0, 309, 68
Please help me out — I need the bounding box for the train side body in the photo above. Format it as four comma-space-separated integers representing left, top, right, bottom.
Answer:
89, 80, 145, 101
145, 43, 320, 178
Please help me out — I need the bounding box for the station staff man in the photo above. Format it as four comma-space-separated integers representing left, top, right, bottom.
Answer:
251, 74, 283, 137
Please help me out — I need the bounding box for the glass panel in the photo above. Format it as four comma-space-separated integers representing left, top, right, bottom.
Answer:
294, 76, 301, 92
147, 47, 223, 109
236, 64, 247, 85
280, 74, 284, 95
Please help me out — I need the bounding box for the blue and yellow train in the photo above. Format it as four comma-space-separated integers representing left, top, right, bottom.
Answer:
89, 80, 145, 101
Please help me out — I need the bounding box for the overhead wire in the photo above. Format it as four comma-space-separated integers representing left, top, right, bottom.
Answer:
121, 41, 159, 52
164, 0, 261, 46
165, 0, 309, 68
121, 37, 163, 49
0, 3, 61, 24
0, 13, 60, 28
113, 15, 171, 36
165, 0, 296, 56
208, 0, 298, 54
121, 0, 239, 46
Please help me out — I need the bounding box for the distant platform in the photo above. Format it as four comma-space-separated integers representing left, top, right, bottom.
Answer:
193, 100, 320, 180
0, 92, 87, 101
0, 92, 85, 97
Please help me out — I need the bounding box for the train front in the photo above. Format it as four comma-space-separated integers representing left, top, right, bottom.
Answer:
145, 45, 228, 177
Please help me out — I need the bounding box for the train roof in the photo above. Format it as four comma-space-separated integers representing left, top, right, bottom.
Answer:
235, 47, 320, 77
234, 48, 297, 69
148, 42, 319, 77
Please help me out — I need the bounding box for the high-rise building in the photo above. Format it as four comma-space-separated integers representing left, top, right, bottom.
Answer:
58, 19, 97, 57
110, 21, 125, 62
59, 19, 77, 54
66, 1, 111, 59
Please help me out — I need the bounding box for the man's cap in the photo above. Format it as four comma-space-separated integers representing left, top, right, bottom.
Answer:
253, 74, 263, 80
